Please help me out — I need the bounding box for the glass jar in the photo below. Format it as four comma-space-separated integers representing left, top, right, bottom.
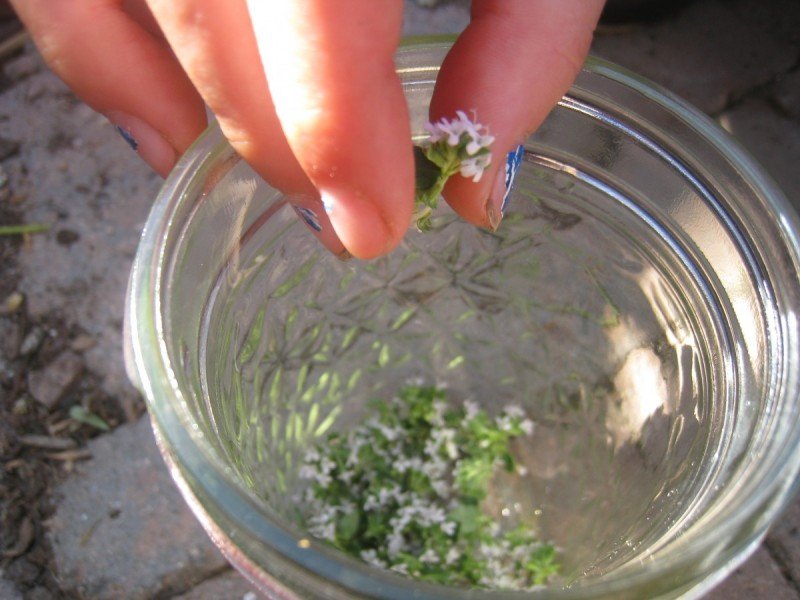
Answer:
124, 41, 800, 599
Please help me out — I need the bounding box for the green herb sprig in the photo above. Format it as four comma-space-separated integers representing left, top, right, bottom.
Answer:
297, 385, 558, 590
413, 111, 494, 231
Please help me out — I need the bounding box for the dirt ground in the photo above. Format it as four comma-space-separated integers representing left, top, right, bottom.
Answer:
0, 17, 145, 599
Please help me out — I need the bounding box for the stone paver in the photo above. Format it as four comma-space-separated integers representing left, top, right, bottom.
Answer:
403, 0, 469, 35
592, 0, 800, 115
0, 575, 23, 600
716, 98, 800, 212
47, 417, 228, 599
705, 547, 799, 600
172, 569, 258, 600
0, 316, 21, 361
0, 46, 159, 402
26, 350, 83, 408
768, 500, 800, 589
775, 69, 800, 121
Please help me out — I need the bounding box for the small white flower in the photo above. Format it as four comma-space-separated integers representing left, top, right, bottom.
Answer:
438, 427, 458, 459
463, 400, 480, 420
364, 494, 380, 511
420, 548, 440, 564
445, 546, 461, 565
314, 456, 335, 476
423, 438, 440, 458
497, 415, 514, 432
390, 562, 409, 575
504, 405, 525, 418
387, 531, 406, 557
441, 520, 457, 536
360, 549, 386, 568
459, 154, 492, 182
423, 111, 494, 183
346, 435, 365, 466
298, 464, 317, 481
521, 418, 535, 436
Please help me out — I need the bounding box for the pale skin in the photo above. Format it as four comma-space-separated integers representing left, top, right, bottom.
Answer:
10, 0, 605, 259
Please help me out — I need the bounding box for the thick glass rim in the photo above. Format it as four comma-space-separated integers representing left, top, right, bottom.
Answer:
125, 41, 800, 599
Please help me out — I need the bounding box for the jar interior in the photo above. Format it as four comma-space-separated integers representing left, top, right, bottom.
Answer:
152, 52, 779, 592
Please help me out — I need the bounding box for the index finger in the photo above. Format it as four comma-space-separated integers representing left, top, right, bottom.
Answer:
247, 0, 414, 259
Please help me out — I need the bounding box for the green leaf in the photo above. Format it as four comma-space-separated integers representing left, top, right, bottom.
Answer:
337, 511, 360, 542
314, 406, 341, 437
69, 405, 110, 431
524, 544, 559, 585
448, 503, 482, 536
414, 145, 440, 192
272, 257, 316, 298
237, 308, 265, 366
0, 223, 50, 236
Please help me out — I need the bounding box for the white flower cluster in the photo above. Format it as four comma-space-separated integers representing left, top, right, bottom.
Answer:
478, 538, 552, 590
424, 110, 495, 182
297, 389, 548, 589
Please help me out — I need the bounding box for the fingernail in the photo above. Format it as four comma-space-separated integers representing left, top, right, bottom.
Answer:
486, 144, 525, 230
293, 205, 323, 232
319, 188, 395, 259
289, 195, 351, 259
106, 111, 177, 177
336, 249, 353, 261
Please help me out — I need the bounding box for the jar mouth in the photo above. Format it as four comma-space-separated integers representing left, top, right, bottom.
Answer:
125, 44, 800, 599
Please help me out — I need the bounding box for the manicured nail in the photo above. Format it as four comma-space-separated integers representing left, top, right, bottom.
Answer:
293, 206, 323, 232
106, 111, 177, 177
486, 145, 525, 230
289, 195, 351, 259
116, 125, 137, 151
502, 145, 525, 213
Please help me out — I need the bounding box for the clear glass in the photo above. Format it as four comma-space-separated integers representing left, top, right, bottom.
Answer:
125, 42, 800, 599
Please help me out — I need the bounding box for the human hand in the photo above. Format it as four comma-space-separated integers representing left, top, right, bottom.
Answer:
11, 0, 604, 259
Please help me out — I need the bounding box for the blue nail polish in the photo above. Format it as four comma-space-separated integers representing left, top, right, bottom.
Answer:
295, 206, 323, 232
116, 125, 138, 151
501, 144, 525, 213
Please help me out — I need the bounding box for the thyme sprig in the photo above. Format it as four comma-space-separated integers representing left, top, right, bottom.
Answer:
413, 111, 494, 231
298, 385, 559, 589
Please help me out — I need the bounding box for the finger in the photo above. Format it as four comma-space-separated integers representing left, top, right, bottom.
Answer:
145, 0, 349, 258
11, 0, 207, 176
144, 0, 315, 197
431, 0, 605, 229
289, 194, 351, 260
247, 0, 414, 259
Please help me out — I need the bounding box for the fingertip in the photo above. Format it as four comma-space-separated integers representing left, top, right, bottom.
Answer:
320, 188, 404, 260
106, 110, 179, 177
433, 0, 603, 228
288, 194, 352, 259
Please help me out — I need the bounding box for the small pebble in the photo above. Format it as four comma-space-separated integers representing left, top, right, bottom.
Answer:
70, 334, 96, 352
12, 396, 28, 415
1, 291, 24, 315
19, 326, 44, 356
0, 136, 20, 161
